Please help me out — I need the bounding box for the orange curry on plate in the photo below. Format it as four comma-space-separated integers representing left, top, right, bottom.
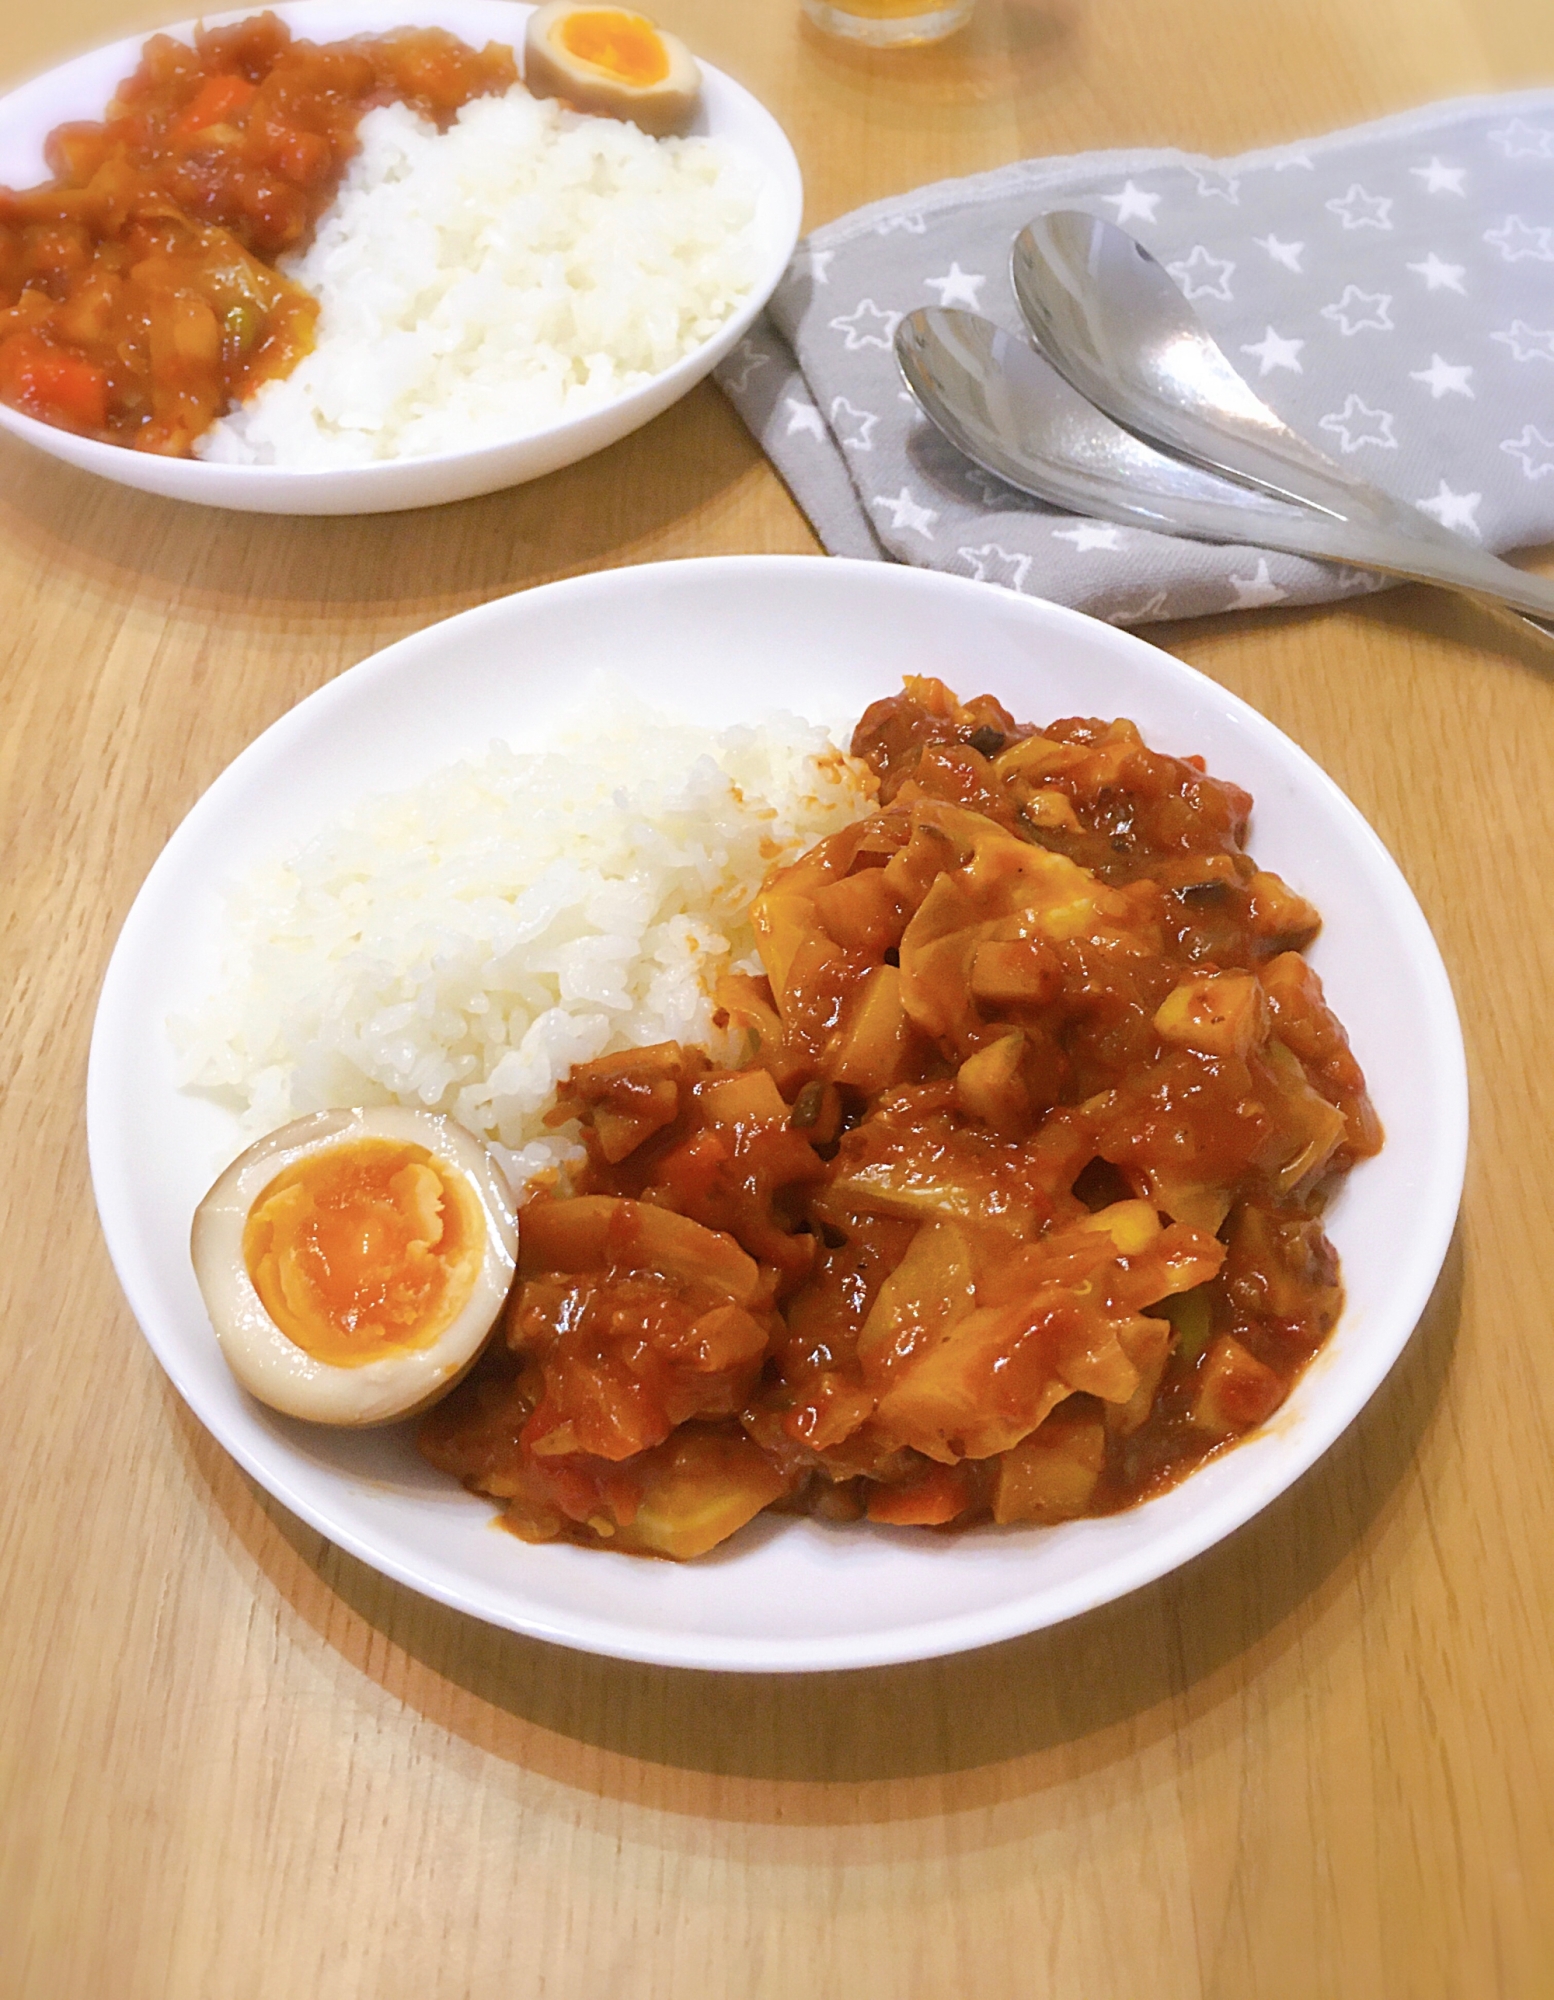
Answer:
0, 14, 514, 452
421, 679, 1382, 1559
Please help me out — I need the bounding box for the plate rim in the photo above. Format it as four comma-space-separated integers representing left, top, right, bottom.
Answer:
86, 555, 1470, 1672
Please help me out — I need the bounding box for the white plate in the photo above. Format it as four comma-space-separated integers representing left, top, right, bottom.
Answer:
87, 557, 1468, 1671
0, 1, 801, 513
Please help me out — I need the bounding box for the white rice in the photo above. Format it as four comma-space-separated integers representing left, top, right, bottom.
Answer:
197, 89, 762, 467
171, 693, 874, 1189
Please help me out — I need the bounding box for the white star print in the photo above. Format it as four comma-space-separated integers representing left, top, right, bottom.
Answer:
788, 247, 835, 286
1254, 234, 1305, 273
784, 398, 827, 439
1325, 184, 1393, 230
830, 398, 879, 450
1188, 166, 1241, 202
1406, 252, 1467, 294
923, 263, 986, 310
1491, 322, 1554, 364
1166, 246, 1235, 301
1102, 181, 1161, 226
720, 340, 770, 395
1485, 216, 1554, 263
1240, 326, 1305, 376
1409, 355, 1475, 400
872, 486, 939, 537
829, 299, 903, 351
1227, 559, 1288, 609
1318, 396, 1397, 453
1320, 286, 1394, 336
1411, 157, 1467, 196
1106, 591, 1171, 626
1488, 120, 1554, 160
958, 544, 1032, 590
1052, 521, 1124, 552
875, 211, 927, 235
1415, 481, 1483, 536
1500, 425, 1554, 479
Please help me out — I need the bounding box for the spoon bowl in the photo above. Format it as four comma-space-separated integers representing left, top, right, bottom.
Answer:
897, 303, 1554, 629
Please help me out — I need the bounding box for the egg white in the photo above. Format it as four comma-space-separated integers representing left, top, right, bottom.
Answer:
191, 1107, 518, 1427
523, 2, 702, 138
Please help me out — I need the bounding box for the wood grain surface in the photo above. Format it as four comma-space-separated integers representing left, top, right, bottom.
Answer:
4, 2, 1553, 1995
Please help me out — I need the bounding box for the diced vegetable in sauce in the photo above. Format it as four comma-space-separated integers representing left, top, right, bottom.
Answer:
420, 678, 1382, 1556
0, 14, 515, 451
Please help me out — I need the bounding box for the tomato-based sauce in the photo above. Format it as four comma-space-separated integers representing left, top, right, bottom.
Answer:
420, 679, 1382, 1556
0, 14, 515, 452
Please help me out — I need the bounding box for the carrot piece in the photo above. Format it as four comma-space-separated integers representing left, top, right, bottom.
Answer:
866, 1462, 972, 1527
0, 333, 108, 431
170, 74, 257, 141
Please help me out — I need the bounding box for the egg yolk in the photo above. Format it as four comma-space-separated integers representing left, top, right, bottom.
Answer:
557, 10, 671, 86
243, 1139, 486, 1367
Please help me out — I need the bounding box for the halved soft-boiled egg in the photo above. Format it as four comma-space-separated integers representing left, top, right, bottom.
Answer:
523, 2, 702, 136
191, 1108, 518, 1427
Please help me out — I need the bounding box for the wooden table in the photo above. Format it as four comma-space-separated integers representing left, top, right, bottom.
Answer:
5, 2, 1553, 1994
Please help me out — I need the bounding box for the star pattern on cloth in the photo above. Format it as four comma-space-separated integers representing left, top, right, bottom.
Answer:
721, 339, 771, 395
1325, 184, 1393, 229
1485, 216, 1554, 263
784, 397, 827, 438
1166, 245, 1235, 301
1416, 480, 1483, 535
1227, 559, 1288, 608
1488, 119, 1554, 160
829, 299, 903, 351
1102, 181, 1161, 225
1409, 355, 1475, 399
1106, 591, 1171, 626
1241, 326, 1305, 375
788, 247, 835, 286
1189, 166, 1241, 203
1407, 252, 1467, 294
1318, 396, 1398, 452
873, 486, 939, 537
957, 544, 1032, 590
1320, 285, 1394, 335
727, 94, 1554, 632
1051, 521, 1124, 551
923, 263, 986, 309
830, 397, 879, 450
1411, 157, 1467, 195
1501, 425, 1554, 479
1255, 233, 1305, 272
1491, 321, 1554, 364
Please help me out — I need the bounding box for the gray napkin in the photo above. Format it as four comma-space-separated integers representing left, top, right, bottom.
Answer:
716, 92, 1554, 626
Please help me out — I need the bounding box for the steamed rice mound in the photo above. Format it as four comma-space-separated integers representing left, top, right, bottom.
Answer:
173, 702, 875, 1188
197, 90, 762, 467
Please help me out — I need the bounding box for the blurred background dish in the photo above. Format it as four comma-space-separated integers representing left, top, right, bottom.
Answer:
0, 0, 802, 512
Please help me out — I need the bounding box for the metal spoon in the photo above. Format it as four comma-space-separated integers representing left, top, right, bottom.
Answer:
897, 307, 1554, 627
1008, 209, 1554, 627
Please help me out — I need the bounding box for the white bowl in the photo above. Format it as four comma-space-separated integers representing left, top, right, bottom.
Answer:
87, 557, 1468, 1671
0, 1, 801, 513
